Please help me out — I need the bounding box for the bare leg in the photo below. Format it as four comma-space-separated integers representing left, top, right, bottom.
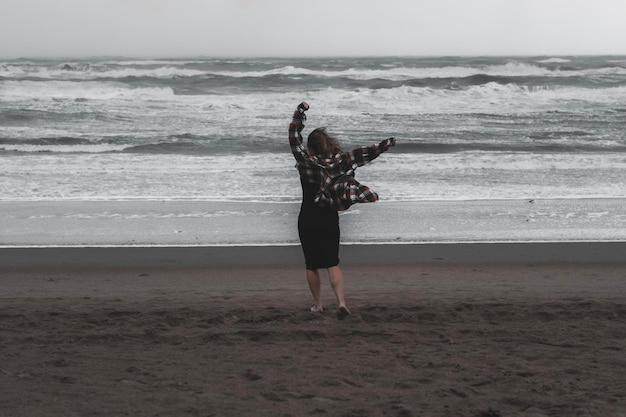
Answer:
328, 265, 349, 314
306, 269, 323, 312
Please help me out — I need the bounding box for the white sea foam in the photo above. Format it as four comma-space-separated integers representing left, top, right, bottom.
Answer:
305, 84, 626, 116
0, 143, 130, 153
208, 63, 561, 80
0, 80, 175, 101
100, 59, 206, 66
3, 80, 624, 119
0, 63, 205, 79
4, 60, 626, 82
201, 62, 626, 81
536, 58, 572, 64
1, 152, 624, 202
91, 67, 206, 79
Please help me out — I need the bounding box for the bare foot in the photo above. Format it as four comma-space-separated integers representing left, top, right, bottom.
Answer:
310, 305, 323, 313
338, 305, 351, 317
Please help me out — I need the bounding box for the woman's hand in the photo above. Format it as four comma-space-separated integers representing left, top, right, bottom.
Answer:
293, 102, 309, 129
379, 137, 396, 151
294, 102, 309, 118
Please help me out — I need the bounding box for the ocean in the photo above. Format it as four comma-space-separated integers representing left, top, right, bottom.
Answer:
1, 55, 626, 203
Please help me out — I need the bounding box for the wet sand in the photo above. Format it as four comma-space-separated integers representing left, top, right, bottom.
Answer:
1, 245, 625, 417
3, 199, 626, 246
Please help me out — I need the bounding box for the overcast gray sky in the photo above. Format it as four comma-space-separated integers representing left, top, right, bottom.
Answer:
2, 0, 625, 58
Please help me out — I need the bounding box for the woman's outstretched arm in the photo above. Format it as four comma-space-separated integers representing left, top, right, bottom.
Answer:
321, 137, 396, 179
347, 138, 396, 168
288, 102, 310, 163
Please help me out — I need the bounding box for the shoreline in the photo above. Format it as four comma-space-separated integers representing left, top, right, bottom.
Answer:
2, 198, 626, 247
2, 198, 625, 271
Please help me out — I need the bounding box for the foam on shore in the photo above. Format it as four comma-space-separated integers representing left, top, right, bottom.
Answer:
2, 199, 626, 248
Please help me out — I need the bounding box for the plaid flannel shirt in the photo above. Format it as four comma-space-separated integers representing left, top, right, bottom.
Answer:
289, 108, 395, 211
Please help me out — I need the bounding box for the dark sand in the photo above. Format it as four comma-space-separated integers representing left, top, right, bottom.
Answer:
1, 244, 625, 417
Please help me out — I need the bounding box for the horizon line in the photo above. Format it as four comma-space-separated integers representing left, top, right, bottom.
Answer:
3, 53, 626, 61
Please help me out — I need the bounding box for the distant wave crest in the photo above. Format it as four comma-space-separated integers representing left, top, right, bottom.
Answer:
3, 60, 626, 84
0, 80, 175, 101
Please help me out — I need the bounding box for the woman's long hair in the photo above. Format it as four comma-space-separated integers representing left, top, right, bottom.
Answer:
307, 127, 342, 158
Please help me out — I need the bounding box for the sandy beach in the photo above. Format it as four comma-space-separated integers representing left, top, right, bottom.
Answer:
1, 244, 625, 417
1, 189, 625, 417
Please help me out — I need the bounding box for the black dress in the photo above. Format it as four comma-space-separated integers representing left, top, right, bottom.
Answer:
297, 179, 340, 270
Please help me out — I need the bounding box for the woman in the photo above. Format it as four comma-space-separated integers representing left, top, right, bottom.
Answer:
289, 102, 395, 316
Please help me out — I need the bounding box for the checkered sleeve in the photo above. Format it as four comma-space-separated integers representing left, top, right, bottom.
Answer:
322, 137, 396, 179
288, 108, 309, 163
315, 138, 396, 211
348, 138, 396, 169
